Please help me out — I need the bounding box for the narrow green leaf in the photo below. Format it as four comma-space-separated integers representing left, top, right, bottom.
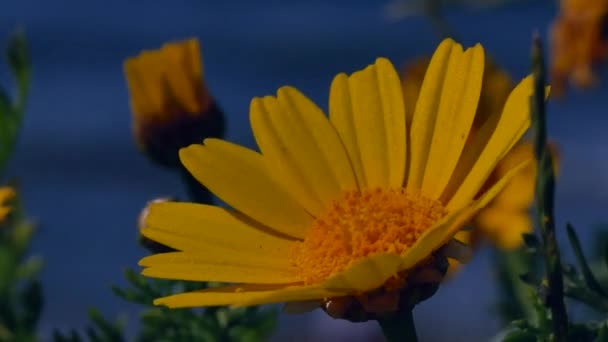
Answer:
19, 280, 43, 330
502, 329, 537, 342
566, 223, 607, 297
598, 324, 608, 342
6, 30, 30, 112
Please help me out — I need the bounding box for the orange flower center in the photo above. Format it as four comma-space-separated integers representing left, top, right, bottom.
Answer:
290, 188, 447, 285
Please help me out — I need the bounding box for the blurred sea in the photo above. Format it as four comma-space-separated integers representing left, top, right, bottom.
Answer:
1, 0, 607, 341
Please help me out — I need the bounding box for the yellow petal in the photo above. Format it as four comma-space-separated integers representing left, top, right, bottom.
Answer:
132, 52, 166, 114
330, 58, 407, 189
143, 202, 294, 255
421, 44, 485, 198
407, 38, 458, 191
321, 254, 403, 292
141, 252, 299, 284
399, 156, 532, 271
139, 250, 291, 269
444, 75, 539, 211
124, 58, 154, 116
250, 87, 357, 217
329, 73, 366, 189
474, 207, 532, 250
179, 140, 313, 239
160, 39, 202, 113
155, 284, 339, 308
351, 58, 407, 189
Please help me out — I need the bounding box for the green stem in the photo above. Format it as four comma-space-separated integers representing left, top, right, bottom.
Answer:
530, 35, 568, 341
378, 310, 417, 342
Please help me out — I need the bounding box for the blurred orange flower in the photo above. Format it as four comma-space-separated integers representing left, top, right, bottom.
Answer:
549, 0, 608, 95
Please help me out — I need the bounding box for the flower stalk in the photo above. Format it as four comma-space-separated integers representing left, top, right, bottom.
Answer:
530, 35, 568, 341
378, 309, 417, 342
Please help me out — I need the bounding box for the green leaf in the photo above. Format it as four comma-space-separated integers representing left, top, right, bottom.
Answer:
87, 308, 125, 342
19, 280, 43, 331
15, 256, 43, 280
52, 330, 82, 342
502, 329, 538, 342
566, 223, 607, 297
10, 221, 36, 256
6, 30, 30, 112
598, 324, 608, 342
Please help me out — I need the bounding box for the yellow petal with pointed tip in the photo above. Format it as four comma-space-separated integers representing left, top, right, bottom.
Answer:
407, 38, 457, 191
180, 139, 313, 239
155, 285, 339, 308
141, 254, 298, 284
329, 58, 406, 189
349, 59, 407, 189
250, 87, 356, 217
143, 202, 294, 255
444, 76, 539, 211
329, 73, 366, 189
421, 44, 484, 198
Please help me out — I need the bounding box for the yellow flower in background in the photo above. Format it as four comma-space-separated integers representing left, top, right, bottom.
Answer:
473, 143, 536, 249
124, 38, 223, 167
549, 0, 608, 96
139, 38, 539, 312
0, 186, 15, 222
474, 143, 560, 249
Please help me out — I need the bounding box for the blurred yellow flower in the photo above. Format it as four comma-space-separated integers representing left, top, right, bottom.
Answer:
124, 38, 222, 167
474, 142, 560, 249
0, 186, 15, 222
549, 0, 608, 95
139, 39, 538, 312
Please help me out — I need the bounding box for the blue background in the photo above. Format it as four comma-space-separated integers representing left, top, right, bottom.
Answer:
1, 0, 607, 340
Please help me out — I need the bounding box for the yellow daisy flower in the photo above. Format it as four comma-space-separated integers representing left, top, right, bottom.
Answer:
0, 186, 16, 222
139, 38, 539, 312
124, 38, 223, 167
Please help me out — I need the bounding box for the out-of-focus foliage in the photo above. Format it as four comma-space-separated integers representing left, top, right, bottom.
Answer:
0, 194, 42, 342
114, 270, 276, 342
52, 309, 126, 342
0, 31, 40, 342
0, 31, 30, 172
498, 38, 608, 342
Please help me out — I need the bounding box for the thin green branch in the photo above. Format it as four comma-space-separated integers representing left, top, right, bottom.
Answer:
530, 35, 568, 341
